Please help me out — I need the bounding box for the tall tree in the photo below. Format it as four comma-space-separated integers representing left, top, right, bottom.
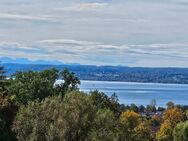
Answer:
0, 61, 5, 80
55, 69, 80, 96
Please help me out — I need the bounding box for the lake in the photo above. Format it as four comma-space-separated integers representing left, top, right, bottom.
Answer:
79, 80, 188, 107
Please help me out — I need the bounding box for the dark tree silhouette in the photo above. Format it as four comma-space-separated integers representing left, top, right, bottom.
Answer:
0, 61, 5, 80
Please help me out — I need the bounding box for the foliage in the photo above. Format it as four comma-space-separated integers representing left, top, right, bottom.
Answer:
118, 110, 155, 141
150, 115, 162, 127
0, 68, 187, 141
130, 104, 139, 113
166, 101, 175, 109
0, 61, 5, 80
55, 69, 80, 95
7, 68, 80, 105
13, 91, 97, 141
138, 105, 145, 113
8, 69, 58, 104
90, 90, 121, 116
146, 105, 156, 113
132, 121, 154, 141
156, 120, 173, 141
0, 94, 17, 141
163, 107, 184, 125
88, 109, 118, 141
119, 110, 140, 128
158, 107, 166, 112
186, 110, 188, 119
156, 108, 184, 141
173, 121, 188, 141
118, 110, 140, 141
0, 62, 7, 93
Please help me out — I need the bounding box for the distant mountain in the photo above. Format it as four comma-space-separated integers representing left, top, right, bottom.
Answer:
0, 57, 64, 65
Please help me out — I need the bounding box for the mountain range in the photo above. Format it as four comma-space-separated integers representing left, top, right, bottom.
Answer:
1, 57, 188, 84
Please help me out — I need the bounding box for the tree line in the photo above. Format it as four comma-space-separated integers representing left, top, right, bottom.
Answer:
4, 63, 188, 84
0, 62, 188, 141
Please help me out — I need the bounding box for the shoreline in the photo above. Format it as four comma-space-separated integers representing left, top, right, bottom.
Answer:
80, 79, 188, 86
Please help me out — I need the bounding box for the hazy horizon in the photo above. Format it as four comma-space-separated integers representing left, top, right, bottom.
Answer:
0, 0, 188, 67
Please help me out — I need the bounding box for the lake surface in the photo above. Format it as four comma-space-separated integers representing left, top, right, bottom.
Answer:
79, 80, 188, 107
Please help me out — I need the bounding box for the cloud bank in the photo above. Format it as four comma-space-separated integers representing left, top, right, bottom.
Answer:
1, 39, 188, 67
0, 0, 188, 67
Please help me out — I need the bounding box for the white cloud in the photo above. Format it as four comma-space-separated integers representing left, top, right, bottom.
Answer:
0, 41, 39, 51
38, 39, 101, 46
54, 3, 108, 12
37, 39, 188, 58
1, 39, 188, 66
37, 39, 129, 53
0, 13, 52, 21
129, 43, 188, 58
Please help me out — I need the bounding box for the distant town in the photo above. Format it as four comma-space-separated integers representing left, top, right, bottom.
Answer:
4, 63, 188, 84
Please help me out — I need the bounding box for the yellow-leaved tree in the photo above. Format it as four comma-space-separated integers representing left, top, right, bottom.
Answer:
118, 110, 153, 141
156, 107, 184, 141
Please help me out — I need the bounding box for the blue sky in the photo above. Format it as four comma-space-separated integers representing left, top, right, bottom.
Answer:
0, 0, 188, 67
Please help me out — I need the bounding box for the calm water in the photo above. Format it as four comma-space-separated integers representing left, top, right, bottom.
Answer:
79, 80, 188, 107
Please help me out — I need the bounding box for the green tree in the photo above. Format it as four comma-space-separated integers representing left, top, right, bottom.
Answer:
138, 105, 145, 113
0, 61, 5, 80
55, 69, 80, 95
146, 105, 156, 113
90, 90, 121, 117
166, 101, 175, 109
88, 109, 118, 141
173, 121, 188, 141
13, 91, 97, 141
8, 68, 59, 105
0, 61, 7, 93
130, 104, 139, 113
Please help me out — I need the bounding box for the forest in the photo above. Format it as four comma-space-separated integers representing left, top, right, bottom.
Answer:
0, 63, 188, 141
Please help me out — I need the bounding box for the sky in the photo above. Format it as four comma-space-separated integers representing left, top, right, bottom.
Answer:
0, 0, 188, 67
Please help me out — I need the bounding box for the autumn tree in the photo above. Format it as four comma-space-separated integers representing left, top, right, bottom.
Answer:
163, 107, 184, 125
132, 121, 154, 141
118, 110, 140, 141
156, 108, 184, 141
